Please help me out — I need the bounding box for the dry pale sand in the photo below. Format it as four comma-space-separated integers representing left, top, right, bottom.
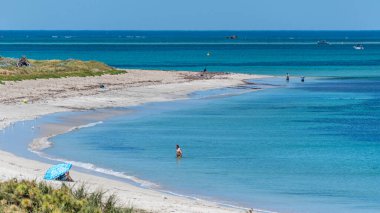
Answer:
0, 69, 270, 213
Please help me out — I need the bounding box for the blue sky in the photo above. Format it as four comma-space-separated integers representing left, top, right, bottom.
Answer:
1, 0, 379, 30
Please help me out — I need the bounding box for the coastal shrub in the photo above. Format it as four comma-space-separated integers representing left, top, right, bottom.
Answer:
0, 179, 142, 213
0, 57, 125, 81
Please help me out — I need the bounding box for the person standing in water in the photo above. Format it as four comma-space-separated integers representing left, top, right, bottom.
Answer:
286, 73, 290, 81
176, 144, 183, 158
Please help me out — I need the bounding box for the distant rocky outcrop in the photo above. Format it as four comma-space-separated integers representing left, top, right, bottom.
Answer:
17, 56, 30, 67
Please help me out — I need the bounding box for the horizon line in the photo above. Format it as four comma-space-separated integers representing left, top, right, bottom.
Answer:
1, 29, 380, 32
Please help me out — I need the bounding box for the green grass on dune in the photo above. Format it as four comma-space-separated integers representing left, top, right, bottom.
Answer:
0, 57, 124, 82
0, 179, 145, 213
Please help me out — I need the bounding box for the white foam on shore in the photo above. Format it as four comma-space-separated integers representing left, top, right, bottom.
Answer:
158, 189, 278, 213
71, 121, 103, 131
30, 150, 160, 189
28, 121, 103, 151
34, 149, 273, 213
30, 137, 52, 151
33, 148, 275, 212
28, 120, 160, 189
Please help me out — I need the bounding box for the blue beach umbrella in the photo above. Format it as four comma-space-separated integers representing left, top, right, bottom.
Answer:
44, 163, 72, 180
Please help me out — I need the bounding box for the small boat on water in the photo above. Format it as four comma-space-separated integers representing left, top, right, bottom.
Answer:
353, 44, 364, 50
226, 35, 238, 40
317, 40, 330, 45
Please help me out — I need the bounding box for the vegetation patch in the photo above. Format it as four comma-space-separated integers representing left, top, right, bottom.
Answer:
0, 179, 144, 213
0, 57, 124, 82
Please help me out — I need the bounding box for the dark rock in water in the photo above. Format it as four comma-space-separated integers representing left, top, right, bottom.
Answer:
17, 56, 30, 67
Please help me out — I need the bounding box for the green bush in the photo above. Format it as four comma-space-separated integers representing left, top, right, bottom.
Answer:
0, 58, 124, 82
0, 179, 141, 213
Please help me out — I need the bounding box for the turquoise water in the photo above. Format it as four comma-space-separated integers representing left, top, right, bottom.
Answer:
2, 31, 380, 212
45, 77, 380, 213
1, 31, 380, 76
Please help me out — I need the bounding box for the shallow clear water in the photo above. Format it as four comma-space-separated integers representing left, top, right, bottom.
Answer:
45, 77, 380, 213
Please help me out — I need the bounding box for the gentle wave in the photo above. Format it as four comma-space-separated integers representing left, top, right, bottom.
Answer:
75, 121, 103, 129
28, 120, 160, 188
28, 121, 103, 151
157, 189, 278, 213
34, 150, 277, 212
31, 150, 160, 189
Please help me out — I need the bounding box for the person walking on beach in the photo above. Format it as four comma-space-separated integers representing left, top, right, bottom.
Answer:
176, 144, 183, 158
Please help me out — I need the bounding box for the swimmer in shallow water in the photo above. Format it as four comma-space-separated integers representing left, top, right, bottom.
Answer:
176, 144, 183, 158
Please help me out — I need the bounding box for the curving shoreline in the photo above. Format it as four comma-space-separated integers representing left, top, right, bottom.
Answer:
0, 69, 271, 213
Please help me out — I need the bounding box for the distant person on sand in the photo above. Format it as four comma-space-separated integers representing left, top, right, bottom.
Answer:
176, 144, 183, 158
286, 73, 290, 81
200, 67, 207, 77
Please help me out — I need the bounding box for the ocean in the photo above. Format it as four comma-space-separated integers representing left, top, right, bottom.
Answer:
1, 31, 380, 212
1, 31, 380, 76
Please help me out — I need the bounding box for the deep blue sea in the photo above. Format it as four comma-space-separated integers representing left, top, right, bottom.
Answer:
1, 31, 380, 76
1, 31, 380, 213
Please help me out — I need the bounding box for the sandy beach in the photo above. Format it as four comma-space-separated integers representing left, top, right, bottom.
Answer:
0, 69, 269, 213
